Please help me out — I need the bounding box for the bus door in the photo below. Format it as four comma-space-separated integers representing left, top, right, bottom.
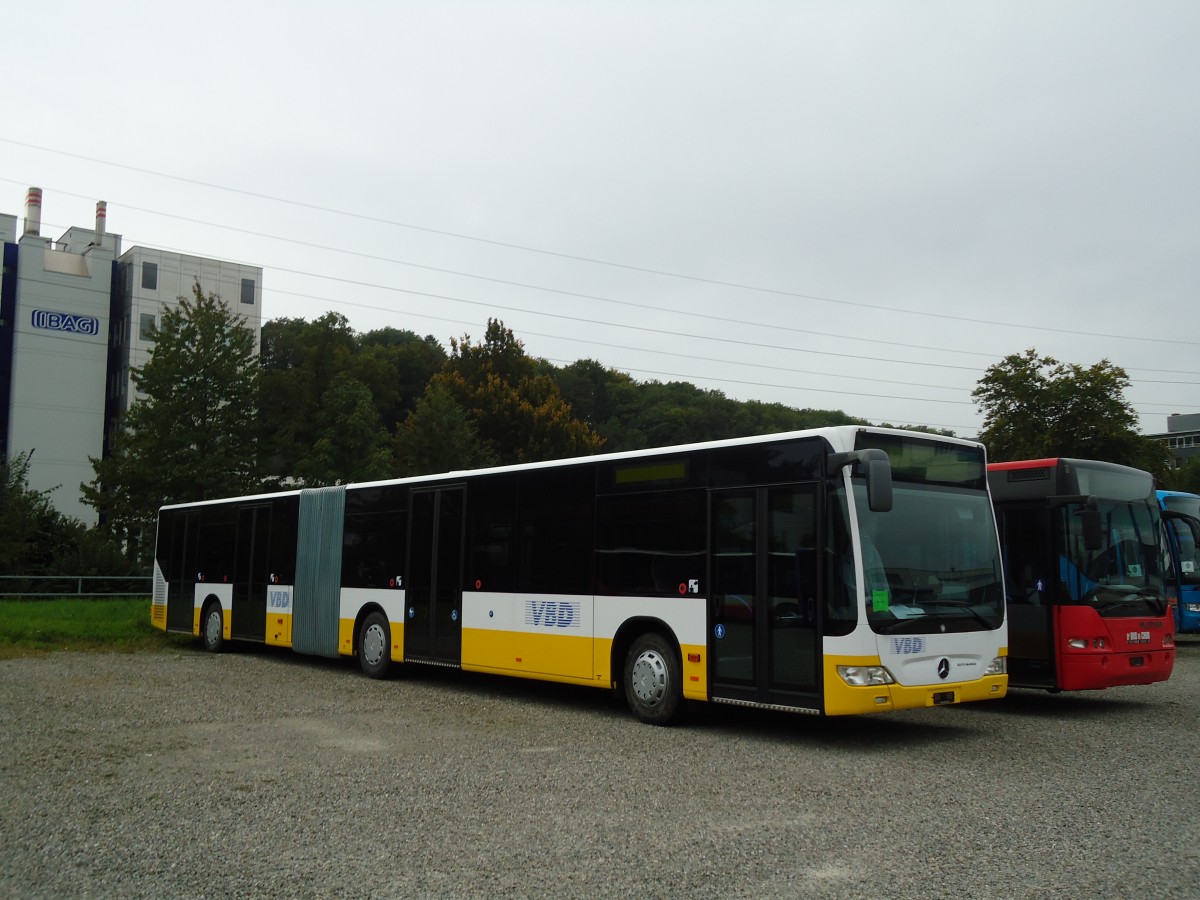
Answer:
231, 504, 271, 642
995, 505, 1056, 686
166, 510, 199, 633
710, 484, 820, 707
406, 486, 465, 665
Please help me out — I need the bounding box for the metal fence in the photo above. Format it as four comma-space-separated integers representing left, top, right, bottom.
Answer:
0, 575, 152, 599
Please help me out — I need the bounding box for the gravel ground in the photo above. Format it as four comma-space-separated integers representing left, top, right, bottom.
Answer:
2, 637, 1198, 899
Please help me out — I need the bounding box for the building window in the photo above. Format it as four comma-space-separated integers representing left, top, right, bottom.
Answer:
240, 278, 255, 305
139, 313, 156, 341
142, 262, 158, 290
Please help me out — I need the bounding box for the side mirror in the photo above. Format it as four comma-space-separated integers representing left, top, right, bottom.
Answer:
866, 456, 893, 513
827, 448, 893, 513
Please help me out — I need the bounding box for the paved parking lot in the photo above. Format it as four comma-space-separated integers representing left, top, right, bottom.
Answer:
2, 637, 1198, 898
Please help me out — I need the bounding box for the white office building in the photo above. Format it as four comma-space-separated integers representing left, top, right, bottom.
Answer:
1, 188, 262, 524
1149, 413, 1200, 470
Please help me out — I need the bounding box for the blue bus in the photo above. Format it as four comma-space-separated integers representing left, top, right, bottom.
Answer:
1157, 490, 1200, 634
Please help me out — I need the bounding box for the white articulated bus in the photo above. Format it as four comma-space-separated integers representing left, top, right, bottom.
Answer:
152, 426, 1007, 724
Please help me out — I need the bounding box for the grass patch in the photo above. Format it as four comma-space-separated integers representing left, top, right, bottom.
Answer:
0, 597, 191, 659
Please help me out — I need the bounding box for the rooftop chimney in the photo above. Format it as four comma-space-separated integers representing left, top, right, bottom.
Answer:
23, 187, 42, 236
95, 201, 107, 239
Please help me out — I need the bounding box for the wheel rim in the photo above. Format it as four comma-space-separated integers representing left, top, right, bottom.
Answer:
205, 609, 221, 645
631, 648, 669, 707
362, 622, 387, 668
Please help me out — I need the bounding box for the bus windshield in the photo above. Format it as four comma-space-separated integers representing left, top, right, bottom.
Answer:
850, 482, 1005, 635
1162, 494, 1200, 520
1161, 495, 1200, 588
1059, 498, 1165, 615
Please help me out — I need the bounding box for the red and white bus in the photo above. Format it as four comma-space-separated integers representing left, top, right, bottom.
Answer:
152, 426, 1008, 724
987, 457, 1174, 692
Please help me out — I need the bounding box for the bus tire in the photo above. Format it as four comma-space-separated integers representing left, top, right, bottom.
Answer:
358, 611, 392, 679
623, 632, 683, 725
201, 602, 224, 653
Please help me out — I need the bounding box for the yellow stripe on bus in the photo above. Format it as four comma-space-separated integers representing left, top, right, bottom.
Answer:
462, 629, 709, 699
463, 627, 595, 682
266, 613, 293, 647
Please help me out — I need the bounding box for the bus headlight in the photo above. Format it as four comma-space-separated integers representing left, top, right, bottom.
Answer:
984, 656, 1006, 676
837, 665, 895, 686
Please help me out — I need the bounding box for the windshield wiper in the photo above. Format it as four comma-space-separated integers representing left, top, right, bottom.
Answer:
874, 617, 934, 635
872, 600, 998, 632
926, 599, 998, 629
1085, 584, 1166, 614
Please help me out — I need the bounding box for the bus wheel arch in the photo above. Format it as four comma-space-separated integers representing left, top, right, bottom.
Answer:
200, 597, 224, 653
356, 607, 393, 679
615, 621, 684, 726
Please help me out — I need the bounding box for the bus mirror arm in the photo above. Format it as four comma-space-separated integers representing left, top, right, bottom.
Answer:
1080, 499, 1102, 552
1162, 510, 1200, 545
1046, 495, 1103, 552
826, 449, 894, 513
1161, 509, 1200, 526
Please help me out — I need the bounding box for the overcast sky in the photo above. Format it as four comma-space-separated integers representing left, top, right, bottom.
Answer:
4, 1, 1197, 438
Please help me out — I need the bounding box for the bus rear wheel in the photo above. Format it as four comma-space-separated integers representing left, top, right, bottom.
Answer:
201, 603, 224, 653
358, 611, 392, 679
623, 632, 683, 725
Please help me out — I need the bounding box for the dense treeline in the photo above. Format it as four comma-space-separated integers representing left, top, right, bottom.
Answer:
2, 288, 1195, 575
256, 313, 881, 486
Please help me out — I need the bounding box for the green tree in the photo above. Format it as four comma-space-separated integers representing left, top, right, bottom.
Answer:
1163, 457, 1200, 493
973, 349, 1168, 477
357, 327, 448, 433
83, 283, 260, 564
1, 451, 69, 574
294, 373, 394, 485
393, 383, 497, 475
551, 359, 649, 450
258, 316, 446, 485
258, 313, 358, 481
1, 452, 137, 581
551, 357, 872, 452
429, 319, 604, 465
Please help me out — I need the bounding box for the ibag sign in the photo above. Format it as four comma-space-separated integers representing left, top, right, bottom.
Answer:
31, 309, 100, 336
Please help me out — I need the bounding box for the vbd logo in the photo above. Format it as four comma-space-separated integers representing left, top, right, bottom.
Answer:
525, 599, 581, 630
268, 588, 292, 611
891, 637, 925, 655
31, 309, 100, 336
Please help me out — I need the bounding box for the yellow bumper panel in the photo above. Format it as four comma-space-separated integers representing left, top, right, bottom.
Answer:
823, 655, 1007, 716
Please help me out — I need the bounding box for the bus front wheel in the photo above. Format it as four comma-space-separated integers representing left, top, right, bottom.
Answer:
201, 603, 224, 653
623, 632, 683, 725
357, 611, 392, 679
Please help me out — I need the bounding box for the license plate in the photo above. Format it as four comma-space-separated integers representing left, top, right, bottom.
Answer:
932, 691, 956, 705
1130, 656, 1144, 667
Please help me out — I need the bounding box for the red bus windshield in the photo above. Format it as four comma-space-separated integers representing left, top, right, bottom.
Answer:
1057, 497, 1166, 616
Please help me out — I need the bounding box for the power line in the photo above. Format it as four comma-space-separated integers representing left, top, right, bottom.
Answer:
12, 215, 1200, 431
5, 165, 1197, 434
3, 142, 1198, 348
10, 177, 1200, 388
